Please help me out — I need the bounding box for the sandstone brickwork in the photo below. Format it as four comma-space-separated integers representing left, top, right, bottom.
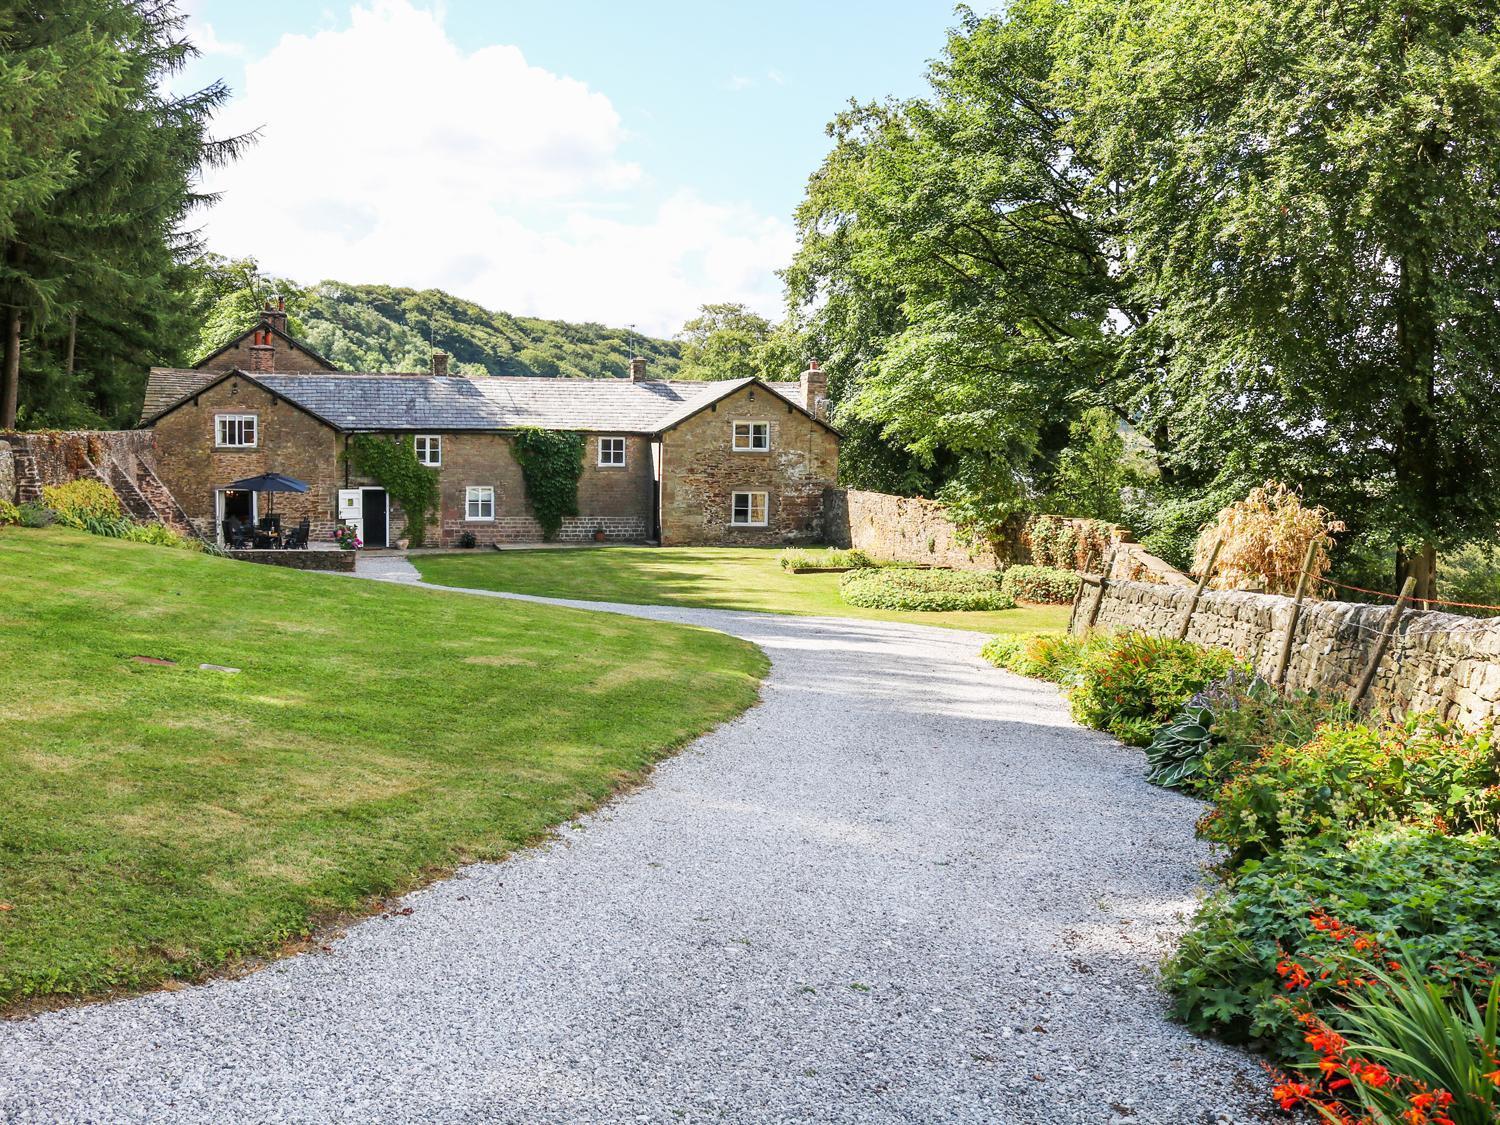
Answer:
151, 377, 343, 540
658, 384, 838, 546
1070, 579, 1500, 728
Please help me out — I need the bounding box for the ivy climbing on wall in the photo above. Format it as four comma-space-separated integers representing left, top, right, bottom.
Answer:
345, 435, 440, 547
510, 428, 584, 540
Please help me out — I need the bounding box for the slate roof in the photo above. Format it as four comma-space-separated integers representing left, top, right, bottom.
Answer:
142, 368, 810, 434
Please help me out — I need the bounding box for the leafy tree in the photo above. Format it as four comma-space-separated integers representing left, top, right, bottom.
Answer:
1049, 408, 1138, 523
1059, 0, 1500, 599
675, 302, 772, 381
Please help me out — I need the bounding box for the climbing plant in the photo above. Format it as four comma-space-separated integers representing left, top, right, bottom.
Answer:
345, 435, 440, 546
510, 428, 584, 540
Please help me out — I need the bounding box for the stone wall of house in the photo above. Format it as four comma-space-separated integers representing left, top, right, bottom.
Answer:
423, 431, 654, 547
1071, 579, 1500, 727
0, 429, 197, 536
658, 385, 838, 547
152, 377, 343, 541
200, 334, 332, 373
821, 488, 1023, 571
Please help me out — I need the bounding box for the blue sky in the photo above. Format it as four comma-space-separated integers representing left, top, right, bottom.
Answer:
180, 0, 972, 333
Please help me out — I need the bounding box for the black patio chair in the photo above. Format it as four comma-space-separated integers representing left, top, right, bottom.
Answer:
259, 513, 282, 533
283, 519, 310, 550
223, 519, 253, 549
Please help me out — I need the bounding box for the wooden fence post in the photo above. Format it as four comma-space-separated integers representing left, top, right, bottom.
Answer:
1273, 539, 1320, 688
1352, 576, 1416, 708
1174, 537, 1223, 642
1084, 547, 1118, 633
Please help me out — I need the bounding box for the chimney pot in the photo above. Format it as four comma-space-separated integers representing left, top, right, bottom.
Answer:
264, 296, 289, 336
431, 351, 450, 378
629, 356, 648, 382
249, 328, 275, 374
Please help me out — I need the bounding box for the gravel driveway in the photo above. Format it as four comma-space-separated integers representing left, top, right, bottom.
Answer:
0, 557, 1272, 1125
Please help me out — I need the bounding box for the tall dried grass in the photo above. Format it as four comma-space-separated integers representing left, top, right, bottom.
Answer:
1193, 482, 1343, 594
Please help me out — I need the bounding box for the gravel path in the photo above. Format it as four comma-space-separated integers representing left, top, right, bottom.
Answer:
0, 557, 1272, 1125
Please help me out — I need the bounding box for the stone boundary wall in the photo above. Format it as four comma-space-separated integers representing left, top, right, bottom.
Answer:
0, 430, 198, 538
821, 487, 1021, 571
1070, 580, 1500, 728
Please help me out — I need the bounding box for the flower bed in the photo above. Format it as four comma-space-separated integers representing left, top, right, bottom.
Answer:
777, 547, 876, 572
982, 624, 1500, 1119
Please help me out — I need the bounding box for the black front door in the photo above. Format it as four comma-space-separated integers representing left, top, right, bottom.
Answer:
362, 488, 388, 548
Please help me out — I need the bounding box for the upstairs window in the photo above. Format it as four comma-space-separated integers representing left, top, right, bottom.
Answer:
215, 414, 257, 448
415, 435, 442, 466
731, 491, 768, 527
598, 436, 626, 467
465, 486, 494, 521
732, 421, 770, 452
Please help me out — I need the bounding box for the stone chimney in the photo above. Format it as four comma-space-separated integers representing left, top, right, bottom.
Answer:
629, 356, 649, 382
800, 358, 828, 420
248, 329, 275, 374
431, 351, 450, 377
264, 297, 288, 336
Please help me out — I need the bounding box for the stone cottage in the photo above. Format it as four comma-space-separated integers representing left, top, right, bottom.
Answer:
139, 313, 840, 548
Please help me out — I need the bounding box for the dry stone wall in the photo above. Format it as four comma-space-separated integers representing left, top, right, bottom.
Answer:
822, 488, 1021, 570
1072, 580, 1500, 729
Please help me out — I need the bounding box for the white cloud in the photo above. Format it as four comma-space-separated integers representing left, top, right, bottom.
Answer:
178, 0, 244, 57
197, 0, 792, 336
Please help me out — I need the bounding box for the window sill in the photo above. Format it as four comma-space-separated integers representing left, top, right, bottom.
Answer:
730, 448, 771, 454
729, 522, 769, 529
213, 446, 259, 452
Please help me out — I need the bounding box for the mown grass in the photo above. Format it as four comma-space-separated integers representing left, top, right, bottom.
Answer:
0, 527, 766, 1009
414, 546, 1071, 634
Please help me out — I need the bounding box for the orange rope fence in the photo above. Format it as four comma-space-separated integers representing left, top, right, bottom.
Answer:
1317, 576, 1500, 613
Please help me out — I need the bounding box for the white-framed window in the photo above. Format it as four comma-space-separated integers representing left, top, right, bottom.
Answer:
414, 435, 442, 467
465, 486, 494, 521
597, 436, 626, 467
732, 421, 770, 452
215, 414, 257, 448
730, 491, 768, 527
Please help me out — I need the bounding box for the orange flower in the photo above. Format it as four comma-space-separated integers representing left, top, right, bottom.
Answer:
1485, 1067, 1500, 1087
1354, 1062, 1392, 1088
1272, 1081, 1313, 1111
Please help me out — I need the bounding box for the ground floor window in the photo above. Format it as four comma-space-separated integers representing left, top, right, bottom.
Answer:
598, 436, 626, 467
465, 485, 494, 521
730, 491, 768, 527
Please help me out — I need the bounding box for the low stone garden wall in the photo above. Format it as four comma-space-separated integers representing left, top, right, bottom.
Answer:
226, 549, 356, 572
1071, 579, 1500, 728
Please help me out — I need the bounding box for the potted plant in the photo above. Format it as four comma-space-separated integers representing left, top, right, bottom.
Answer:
334, 524, 362, 551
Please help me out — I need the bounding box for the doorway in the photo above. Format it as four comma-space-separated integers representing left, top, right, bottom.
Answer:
215, 488, 258, 543
361, 487, 389, 548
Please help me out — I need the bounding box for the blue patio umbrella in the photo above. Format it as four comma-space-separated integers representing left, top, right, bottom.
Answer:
221, 472, 309, 519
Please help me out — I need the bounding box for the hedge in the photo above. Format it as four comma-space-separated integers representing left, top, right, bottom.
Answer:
839, 568, 1015, 612
999, 565, 1081, 604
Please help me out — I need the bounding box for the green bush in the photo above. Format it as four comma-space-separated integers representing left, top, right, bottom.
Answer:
1163, 827, 1500, 1056
778, 547, 875, 571
1199, 716, 1500, 867
839, 568, 1015, 612
1146, 673, 1355, 795
123, 522, 203, 552
999, 565, 1081, 604
1067, 632, 1242, 746
42, 479, 122, 527
981, 631, 1095, 682
0, 498, 18, 526
17, 502, 54, 528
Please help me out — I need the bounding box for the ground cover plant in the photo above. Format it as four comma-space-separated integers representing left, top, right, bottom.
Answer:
0, 527, 766, 1008
1163, 828, 1500, 1055
776, 546, 875, 571
36, 479, 203, 552
838, 567, 1014, 612
1199, 718, 1500, 868
981, 630, 1096, 683
414, 547, 1068, 634
999, 565, 1080, 604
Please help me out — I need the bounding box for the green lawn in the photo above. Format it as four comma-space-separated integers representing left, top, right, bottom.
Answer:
413, 546, 1073, 634
0, 528, 765, 1009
